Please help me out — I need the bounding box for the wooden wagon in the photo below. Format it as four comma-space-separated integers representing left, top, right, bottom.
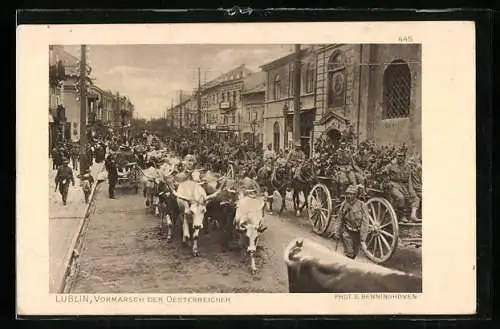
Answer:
307, 175, 422, 264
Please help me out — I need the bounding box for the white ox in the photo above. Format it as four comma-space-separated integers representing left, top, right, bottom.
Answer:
171, 179, 222, 256
233, 195, 267, 274
140, 166, 163, 215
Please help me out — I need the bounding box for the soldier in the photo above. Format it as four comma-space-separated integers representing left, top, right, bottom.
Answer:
70, 142, 80, 171
384, 149, 419, 222
263, 143, 277, 166
286, 141, 306, 178
51, 146, 60, 170
105, 153, 118, 199
335, 185, 369, 259
55, 157, 75, 206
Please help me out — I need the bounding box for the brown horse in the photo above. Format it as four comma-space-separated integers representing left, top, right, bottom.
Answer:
291, 159, 317, 216
256, 162, 291, 214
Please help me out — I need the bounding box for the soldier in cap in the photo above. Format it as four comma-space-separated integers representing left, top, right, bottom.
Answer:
383, 148, 419, 222
55, 157, 75, 206
335, 185, 369, 259
286, 141, 306, 178
104, 153, 118, 199
80, 168, 95, 204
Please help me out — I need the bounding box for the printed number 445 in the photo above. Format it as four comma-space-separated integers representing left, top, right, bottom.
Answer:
398, 36, 414, 42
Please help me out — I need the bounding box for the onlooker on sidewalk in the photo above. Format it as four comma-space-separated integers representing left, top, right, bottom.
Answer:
55, 158, 75, 206
79, 169, 95, 204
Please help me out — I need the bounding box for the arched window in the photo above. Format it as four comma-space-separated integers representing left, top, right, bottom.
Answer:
383, 60, 411, 119
327, 52, 346, 108
273, 121, 280, 152
274, 74, 281, 100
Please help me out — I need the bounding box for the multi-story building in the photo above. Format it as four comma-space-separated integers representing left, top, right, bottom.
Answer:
199, 65, 253, 140
241, 71, 266, 147
260, 47, 317, 156
49, 45, 80, 145
313, 44, 422, 154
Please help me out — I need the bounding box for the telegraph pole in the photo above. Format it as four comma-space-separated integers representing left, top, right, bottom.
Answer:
78, 45, 88, 176
197, 67, 202, 134
179, 90, 183, 128
170, 98, 174, 128
293, 44, 302, 144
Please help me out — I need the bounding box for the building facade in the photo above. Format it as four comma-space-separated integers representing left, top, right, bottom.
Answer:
241, 71, 266, 147
261, 47, 317, 156
199, 65, 253, 140
314, 44, 422, 154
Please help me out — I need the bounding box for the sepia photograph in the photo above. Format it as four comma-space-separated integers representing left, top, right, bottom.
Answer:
17, 22, 476, 315
48, 43, 422, 294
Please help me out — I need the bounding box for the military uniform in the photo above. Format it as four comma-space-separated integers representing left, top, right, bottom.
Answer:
286, 144, 306, 179
385, 160, 419, 211
55, 160, 75, 205
336, 187, 369, 259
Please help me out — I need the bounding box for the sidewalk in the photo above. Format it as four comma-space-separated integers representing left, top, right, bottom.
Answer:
49, 160, 104, 293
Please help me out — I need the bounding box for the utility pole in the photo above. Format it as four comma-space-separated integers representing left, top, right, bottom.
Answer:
170, 98, 174, 128
179, 90, 183, 129
197, 67, 202, 134
78, 45, 88, 176
293, 44, 302, 144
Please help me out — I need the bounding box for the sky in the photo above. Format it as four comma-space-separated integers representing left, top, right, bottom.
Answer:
64, 44, 294, 119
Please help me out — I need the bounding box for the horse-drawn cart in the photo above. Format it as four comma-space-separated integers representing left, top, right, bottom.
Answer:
116, 161, 140, 193
307, 176, 422, 264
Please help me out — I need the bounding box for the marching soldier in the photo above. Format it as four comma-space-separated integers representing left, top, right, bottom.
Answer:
55, 157, 75, 206
334, 185, 369, 259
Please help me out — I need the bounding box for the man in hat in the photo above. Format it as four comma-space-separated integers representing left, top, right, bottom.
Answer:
263, 143, 277, 166
104, 153, 118, 199
335, 185, 369, 259
55, 157, 75, 206
384, 149, 419, 222
286, 141, 306, 178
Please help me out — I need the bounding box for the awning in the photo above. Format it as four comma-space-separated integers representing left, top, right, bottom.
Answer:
317, 110, 350, 126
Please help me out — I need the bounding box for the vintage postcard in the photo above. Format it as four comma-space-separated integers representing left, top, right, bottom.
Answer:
16, 21, 476, 316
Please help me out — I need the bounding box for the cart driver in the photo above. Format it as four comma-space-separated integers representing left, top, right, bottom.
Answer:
183, 154, 202, 182
286, 141, 306, 179
334, 185, 369, 259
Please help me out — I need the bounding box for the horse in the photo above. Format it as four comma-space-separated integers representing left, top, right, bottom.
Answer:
256, 161, 291, 214
291, 159, 317, 217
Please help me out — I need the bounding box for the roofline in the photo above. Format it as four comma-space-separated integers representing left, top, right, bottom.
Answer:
259, 47, 311, 71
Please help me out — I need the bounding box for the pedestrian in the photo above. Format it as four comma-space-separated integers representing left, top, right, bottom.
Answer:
80, 168, 95, 203
55, 157, 75, 206
70, 142, 80, 171
334, 185, 369, 259
51, 146, 60, 170
105, 153, 118, 199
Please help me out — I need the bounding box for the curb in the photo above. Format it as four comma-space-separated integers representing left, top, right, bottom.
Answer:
58, 163, 105, 293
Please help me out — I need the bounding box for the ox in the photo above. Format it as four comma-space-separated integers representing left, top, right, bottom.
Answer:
140, 166, 162, 216
170, 179, 223, 256
284, 238, 422, 293
233, 190, 268, 274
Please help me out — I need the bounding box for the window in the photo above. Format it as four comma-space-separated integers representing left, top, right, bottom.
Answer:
233, 90, 237, 106
327, 52, 346, 108
382, 60, 411, 119
231, 113, 235, 124
289, 64, 295, 97
274, 74, 281, 100
221, 92, 225, 102
227, 92, 230, 105
273, 121, 280, 152
305, 63, 315, 93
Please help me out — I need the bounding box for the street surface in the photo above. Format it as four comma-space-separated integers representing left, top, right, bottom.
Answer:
72, 182, 421, 293
49, 160, 104, 293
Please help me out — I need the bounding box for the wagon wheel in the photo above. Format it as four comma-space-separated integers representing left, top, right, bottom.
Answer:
361, 197, 399, 264
307, 183, 332, 235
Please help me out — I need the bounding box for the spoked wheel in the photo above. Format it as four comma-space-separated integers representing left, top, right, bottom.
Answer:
361, 197, 399, 264
307, 183, 332, 235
